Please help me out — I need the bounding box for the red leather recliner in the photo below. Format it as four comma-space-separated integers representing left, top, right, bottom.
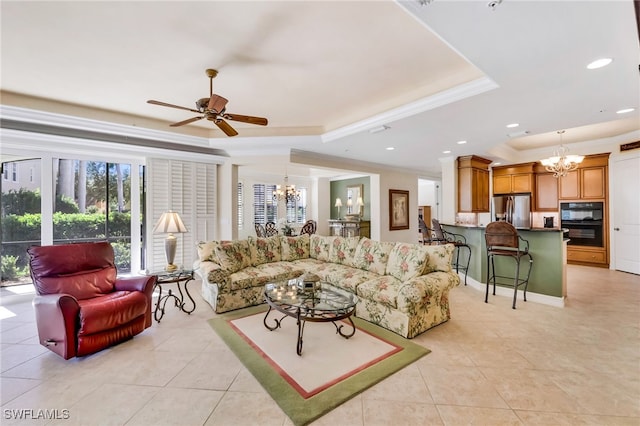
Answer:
28, 241, 156, 359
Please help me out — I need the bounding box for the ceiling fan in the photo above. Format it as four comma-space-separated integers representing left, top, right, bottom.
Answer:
147, 69, 268, 137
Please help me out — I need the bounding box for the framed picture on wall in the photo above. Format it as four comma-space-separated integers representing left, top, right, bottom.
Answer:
389, 189, 409, 230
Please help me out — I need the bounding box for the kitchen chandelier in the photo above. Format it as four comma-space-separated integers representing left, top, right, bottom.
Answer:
540, 130, 584, 178
273, 173, 300, 203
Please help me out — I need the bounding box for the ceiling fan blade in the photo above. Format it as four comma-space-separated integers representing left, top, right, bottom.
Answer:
209, 117, 239, 137
170, 116, 204, 127
147, 100, 200, 113
222, 113, 268, 126
208, 94, 229, 114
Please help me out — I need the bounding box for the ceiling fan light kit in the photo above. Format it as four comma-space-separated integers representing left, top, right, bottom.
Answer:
147, 68, 268, 137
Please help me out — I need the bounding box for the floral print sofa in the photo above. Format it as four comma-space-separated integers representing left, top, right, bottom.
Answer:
195, 234, 460, 338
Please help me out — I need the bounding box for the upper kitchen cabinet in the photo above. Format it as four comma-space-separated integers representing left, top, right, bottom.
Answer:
458, 155, 491, 212
535, 172, 559, 211
492, 163, 536, 194
559, 153, 609, 200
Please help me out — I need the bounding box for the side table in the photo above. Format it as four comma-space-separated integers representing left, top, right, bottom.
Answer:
150, 269, 195, 322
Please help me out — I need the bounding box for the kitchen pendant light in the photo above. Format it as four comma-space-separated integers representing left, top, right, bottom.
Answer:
540, 130, 584, 178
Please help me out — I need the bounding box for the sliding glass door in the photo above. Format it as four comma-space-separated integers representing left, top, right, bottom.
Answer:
0, 157, 144, 286
0, 159, 41, 285
53, 159, 135, 272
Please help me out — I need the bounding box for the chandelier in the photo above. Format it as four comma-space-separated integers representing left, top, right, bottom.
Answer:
273, 174, 300, 203
540, 131, 584, 178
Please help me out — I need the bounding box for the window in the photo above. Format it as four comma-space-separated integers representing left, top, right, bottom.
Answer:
286, 188, 307, 223
253, 183, 307, 225
253, 183, 277, 225
237, 181, 244, 230
11, 163, 17, 182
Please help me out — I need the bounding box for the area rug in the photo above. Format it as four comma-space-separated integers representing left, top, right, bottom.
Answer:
208, 305, 430, 426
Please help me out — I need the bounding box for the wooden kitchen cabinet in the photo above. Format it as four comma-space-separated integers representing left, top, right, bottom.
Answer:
458, 155, 491, 212
492, 163, 535, 194
581, 167, 606, 199
559, 154, 608, 200
567, 246, 607, 266
535, 173, 559, 211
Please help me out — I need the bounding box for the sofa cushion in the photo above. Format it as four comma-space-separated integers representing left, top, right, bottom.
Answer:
310, 235, 336, 261
322, 264, 379, 293
423, 244, 455, 273
352, 238, 395, 275
280, 234, 310, 261
356, 275, 404, 309
248, 236, 282, 265
214, 240, 252, 273
226, 262, 304, 291
385, 242, 430, 282
328, 236, 361, 267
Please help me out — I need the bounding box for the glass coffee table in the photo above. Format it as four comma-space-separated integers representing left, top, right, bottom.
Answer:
263, 280, 358, 356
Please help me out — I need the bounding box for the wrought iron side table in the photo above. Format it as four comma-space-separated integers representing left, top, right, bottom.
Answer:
150, 269, 195, 322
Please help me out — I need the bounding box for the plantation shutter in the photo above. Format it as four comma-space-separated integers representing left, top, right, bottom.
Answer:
147, 158, 216, 272
253, 184, 266, 225
237, 181, 243, 230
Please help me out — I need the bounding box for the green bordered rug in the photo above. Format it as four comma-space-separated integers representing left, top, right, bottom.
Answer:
208, 305, 430, 426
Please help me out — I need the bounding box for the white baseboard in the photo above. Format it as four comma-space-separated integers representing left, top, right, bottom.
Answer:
459, 273, 566, 308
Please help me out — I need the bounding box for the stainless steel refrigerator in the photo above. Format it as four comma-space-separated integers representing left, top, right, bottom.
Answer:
492, 193, 531, 229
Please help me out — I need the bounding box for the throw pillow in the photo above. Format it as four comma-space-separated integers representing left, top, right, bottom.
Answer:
423, 244, 455, 273
386, 242, 430, 282
214, 240, 252, 273
280, 234, 310, 261
196, 241, 220, 263
310, 235, 336, 261
328, 236, 361, 266
352, 238, 395, 275
248, 235, 282, 265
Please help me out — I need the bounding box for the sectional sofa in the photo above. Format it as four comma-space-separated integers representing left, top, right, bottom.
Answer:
194, 234, 460, 338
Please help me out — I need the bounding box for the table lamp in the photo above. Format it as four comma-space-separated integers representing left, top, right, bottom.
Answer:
334, 198, 342, 218
153, 211, 188, 271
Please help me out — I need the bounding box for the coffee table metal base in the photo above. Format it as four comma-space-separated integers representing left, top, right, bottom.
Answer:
263, 303, 356, 356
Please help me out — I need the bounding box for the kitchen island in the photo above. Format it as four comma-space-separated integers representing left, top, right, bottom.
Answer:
441, 224, 568, 307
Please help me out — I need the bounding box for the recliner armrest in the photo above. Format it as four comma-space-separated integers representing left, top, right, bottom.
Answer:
114, 275, 157, 327
33, 294, 80, 360
114, 275, 156, 295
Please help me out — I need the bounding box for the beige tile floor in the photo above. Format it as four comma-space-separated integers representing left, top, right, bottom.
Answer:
1, 265, 638, 425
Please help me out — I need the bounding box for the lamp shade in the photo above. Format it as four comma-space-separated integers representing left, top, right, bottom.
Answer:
153, 211, 188, 234
334, 198, 342, 207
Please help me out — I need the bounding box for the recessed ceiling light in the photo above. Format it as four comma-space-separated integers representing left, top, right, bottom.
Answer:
386, 147, 395, 151
457, 140, 467, 145
506, 123, 519, 128
586, 58, 613, 69
616, 108, 635, 114
443, 150, 451, 154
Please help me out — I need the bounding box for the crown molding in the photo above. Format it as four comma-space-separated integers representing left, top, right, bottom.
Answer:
0, 105, 210, 147
320, 76, 498, 143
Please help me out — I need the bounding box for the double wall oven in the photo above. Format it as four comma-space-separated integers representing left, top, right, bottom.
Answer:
560, 202, 603, 247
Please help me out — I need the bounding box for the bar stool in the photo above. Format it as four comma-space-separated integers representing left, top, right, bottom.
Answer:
432, 219, 472, 286
484, 221, 533, 309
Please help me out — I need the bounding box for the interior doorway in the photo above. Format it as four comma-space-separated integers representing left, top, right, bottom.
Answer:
612, 153, 640, 275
